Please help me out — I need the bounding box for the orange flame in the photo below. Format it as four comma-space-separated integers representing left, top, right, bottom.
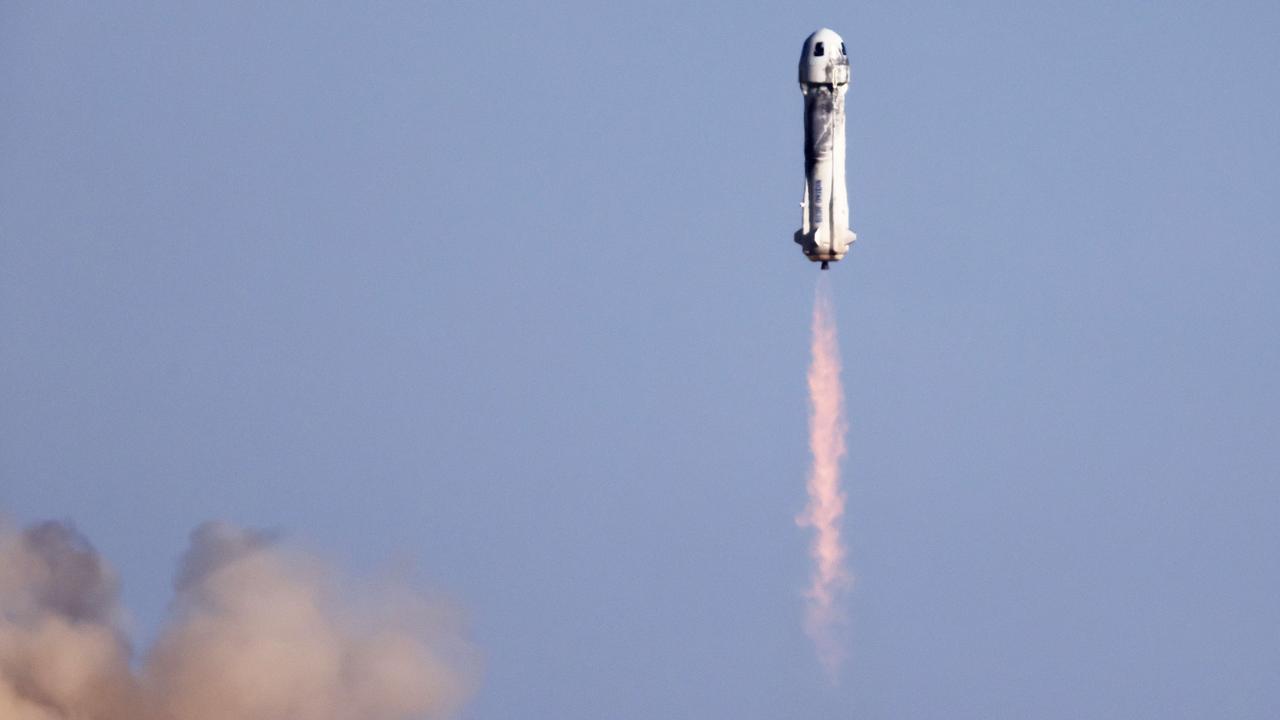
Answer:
797, 277, 850, 680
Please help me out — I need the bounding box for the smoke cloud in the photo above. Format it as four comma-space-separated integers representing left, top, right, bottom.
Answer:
0, 518, 478, 720
796, 277, 851, 680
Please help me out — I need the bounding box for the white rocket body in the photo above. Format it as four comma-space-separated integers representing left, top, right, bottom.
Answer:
795, 28, 856, 268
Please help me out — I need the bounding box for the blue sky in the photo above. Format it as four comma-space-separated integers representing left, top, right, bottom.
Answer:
3, 2, 1278, 718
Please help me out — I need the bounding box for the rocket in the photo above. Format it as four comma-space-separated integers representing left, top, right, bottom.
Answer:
794, 28, 857, 270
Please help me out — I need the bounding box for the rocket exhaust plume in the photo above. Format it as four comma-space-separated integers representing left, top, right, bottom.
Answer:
797, 276, 851, 680
0, 517, 479, 720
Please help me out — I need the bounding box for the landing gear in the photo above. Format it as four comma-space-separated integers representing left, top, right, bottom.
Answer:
820, 261, 829, 270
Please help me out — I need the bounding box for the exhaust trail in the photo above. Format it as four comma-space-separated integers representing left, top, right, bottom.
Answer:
797, 276, 850, 680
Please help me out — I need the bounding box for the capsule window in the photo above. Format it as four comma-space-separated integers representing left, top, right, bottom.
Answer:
814, 42, 825, 57
840, 42, 846, 55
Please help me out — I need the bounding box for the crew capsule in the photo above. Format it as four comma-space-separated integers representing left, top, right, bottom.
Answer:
799, 28, 850, 87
